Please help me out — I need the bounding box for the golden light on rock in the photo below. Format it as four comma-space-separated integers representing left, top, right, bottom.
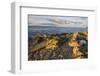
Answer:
72, 47, 83, 58
68, 32, 83, 59
68, 41, 80, 47
28, 32, 88, 60
46, 38, 58, 49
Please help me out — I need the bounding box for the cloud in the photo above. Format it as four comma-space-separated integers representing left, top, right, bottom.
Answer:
28, 15, 88, 28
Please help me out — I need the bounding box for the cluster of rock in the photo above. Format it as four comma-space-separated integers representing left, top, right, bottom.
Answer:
28, 32, 88, 61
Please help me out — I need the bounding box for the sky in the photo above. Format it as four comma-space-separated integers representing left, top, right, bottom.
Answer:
28, 15, 88, 28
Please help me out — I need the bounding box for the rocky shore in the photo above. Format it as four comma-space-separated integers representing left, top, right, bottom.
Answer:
28, 32, 88, 61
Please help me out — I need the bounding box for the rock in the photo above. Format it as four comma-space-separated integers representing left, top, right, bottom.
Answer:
79, 40, 87, 45
28, 32, 88, 60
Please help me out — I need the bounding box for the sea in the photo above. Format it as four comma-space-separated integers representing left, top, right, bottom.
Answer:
28, 26, 88, 37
